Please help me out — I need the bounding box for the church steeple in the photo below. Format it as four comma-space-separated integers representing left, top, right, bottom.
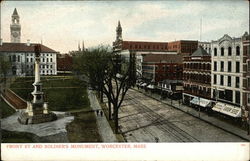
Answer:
10, 8, 21, 43
116, 20, 122, 41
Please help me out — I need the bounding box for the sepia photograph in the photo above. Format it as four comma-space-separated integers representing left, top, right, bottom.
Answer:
0, 0, 249, 160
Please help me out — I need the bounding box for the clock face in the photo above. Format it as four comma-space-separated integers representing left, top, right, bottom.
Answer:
12, 32, 19, 38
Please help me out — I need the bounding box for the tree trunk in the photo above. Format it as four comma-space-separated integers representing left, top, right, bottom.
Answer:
108, 100, 111, 120
114, 106, 119, 134
100, 88, 104, 103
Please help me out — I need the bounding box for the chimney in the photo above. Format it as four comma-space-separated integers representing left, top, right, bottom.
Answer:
27, 39, 30, 46
0, 38, 2, 46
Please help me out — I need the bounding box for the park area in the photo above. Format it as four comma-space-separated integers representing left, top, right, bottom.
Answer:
1, 76, 102, 142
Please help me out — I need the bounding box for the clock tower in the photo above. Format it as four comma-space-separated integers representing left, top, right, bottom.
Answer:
10, 8, 21, 43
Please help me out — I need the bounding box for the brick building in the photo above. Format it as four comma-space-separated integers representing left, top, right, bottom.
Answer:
182, 46, 212, 109
168, 40, 198, 56
57, 54, 73, 74
242, 32, 250, 123
142, 54, 183, 82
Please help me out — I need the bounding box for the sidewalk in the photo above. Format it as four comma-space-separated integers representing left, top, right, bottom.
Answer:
134, 88, 250, 141
87, 90, 118, 142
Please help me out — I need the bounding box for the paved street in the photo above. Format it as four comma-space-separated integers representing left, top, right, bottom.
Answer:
119, 89, 246, 142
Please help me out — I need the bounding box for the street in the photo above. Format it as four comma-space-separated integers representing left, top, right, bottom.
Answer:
119, 89, 246, 142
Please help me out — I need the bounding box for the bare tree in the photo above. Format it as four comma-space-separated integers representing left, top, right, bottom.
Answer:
73, 46, 136, 133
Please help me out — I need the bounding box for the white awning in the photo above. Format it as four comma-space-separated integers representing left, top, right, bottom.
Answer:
212, 102, 241, 118
147, 84, 155, 89
190, 97, 211, 107
140, 83, 147, 87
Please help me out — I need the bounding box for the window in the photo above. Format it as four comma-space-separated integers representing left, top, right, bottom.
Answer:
43, 58, 45, 62
228, 76, 231, 87
50, 65, 53, 68
214, 74, 217, 84
220, 75, 224, 85
26, 58, 29, 62
235, 91, 240, 104
47, 65, 49, 68
47, 58, 49, 62
214, 48, 217, 56
236, 62, 240, 73
50, 58, 53, 62
220, 61, 224, 72
221, 47, 224, 56
228, 61, 231, 72
18, 55, 20, 62
236, 46, 240, 56
30, 58, 33, 62
248, 61, 250, 72
13, 55, 16, 62
214, 61, 217, 71
248, 94, 250, 104
228, 47, 232, 56
236, 77, 240, 88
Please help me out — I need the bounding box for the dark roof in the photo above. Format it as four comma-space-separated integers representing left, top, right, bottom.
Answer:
0, 43, 57, 53
191, 46, 209, 57
13, 8, 18, 16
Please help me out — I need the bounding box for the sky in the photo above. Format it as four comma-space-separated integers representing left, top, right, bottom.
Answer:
0, 0, 249, 53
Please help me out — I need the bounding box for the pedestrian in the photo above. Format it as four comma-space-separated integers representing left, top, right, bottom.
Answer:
100, 111, 103, 117
155, 137, 159, 143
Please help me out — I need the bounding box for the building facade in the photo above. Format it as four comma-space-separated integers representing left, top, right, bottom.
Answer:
211, 34, 245, 118
0, 42, 57, 76
57, 53, 73, 74
182, 46, 212, 108
242, 32, 250, 123
0, 8, 58, 76
142, 54, 183, 83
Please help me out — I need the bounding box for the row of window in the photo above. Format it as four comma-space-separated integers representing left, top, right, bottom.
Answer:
213, 61, 240, 73
213, 46, 240, 56
27, 53, 53, 57
213, 75, 240, 88
26, 57, 53, 63
9, 55, 54, 63
129, 44, 167, 50
26, 64, 53, 69
184, 63, 211, 70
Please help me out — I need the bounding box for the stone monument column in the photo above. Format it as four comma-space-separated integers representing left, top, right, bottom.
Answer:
18, 44, 57, 124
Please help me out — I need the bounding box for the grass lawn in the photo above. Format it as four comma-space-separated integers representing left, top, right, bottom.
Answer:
0, 98, 16, 119
66, 108, 102, 142
10, 76, 89, 112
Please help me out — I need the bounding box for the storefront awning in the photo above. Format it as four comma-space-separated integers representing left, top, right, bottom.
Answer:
190, 97, 211, 107
147, 84, 155, 89
212, 102, 241, 118
140, 83, 147, 87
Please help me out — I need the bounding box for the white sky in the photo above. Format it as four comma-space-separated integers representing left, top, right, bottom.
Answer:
1, 1, 249, 53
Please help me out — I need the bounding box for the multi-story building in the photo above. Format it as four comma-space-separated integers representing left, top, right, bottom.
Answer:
242, 32, 250, 123
182, 46, 212, 109
167, 40, 198, 56
0, 42, 58, 76
142, 54, 183, 82
113, 21, 198, 80
211, 34, 246, 118
141, 53, 183, 98
0, 8, 58, 76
